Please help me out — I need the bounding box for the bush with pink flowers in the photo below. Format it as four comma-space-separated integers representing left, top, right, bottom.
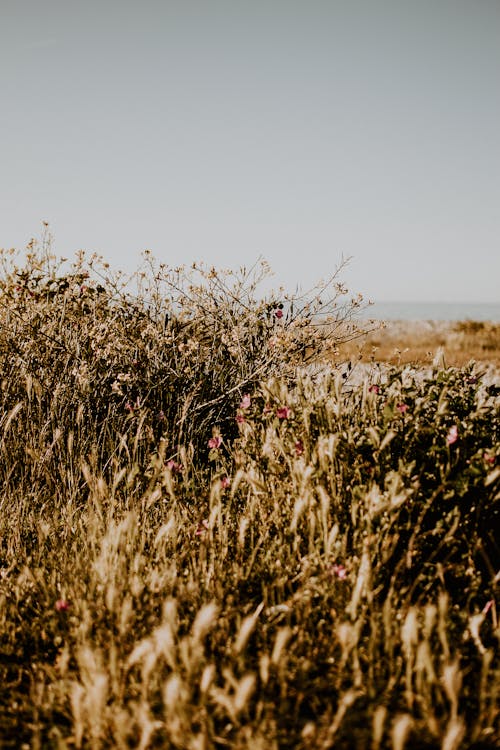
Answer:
0, 233, 370, 498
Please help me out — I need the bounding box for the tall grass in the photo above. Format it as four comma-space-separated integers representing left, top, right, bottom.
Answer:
0, 235, 498, 748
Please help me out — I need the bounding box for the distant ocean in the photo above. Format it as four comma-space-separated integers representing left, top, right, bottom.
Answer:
363, 301, 500, 322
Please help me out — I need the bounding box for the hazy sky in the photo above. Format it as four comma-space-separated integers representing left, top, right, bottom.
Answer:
1, 0, 499, 302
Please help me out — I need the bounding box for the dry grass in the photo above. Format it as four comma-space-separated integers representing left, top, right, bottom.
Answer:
0, 240, 498, 749
336, 320, 500, 368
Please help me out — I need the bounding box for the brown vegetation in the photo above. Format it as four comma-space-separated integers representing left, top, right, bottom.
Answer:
0, 241, 498, 749
336, 319, 500, 368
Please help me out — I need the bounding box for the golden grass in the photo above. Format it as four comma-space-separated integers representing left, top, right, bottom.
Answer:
336, 320, 500, 368
0, 243, 498, 749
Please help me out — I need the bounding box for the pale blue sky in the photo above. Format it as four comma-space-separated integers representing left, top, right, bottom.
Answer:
1, 0, 499, 302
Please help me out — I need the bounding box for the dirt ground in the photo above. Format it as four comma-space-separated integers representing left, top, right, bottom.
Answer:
335, 319, 500, 368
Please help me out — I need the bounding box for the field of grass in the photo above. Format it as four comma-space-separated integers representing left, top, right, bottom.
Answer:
337, 320, 500, 368
0, 244, 498, 749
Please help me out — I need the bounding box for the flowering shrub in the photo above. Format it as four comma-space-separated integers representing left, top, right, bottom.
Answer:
0, 234, 370, 509
230, 365, 499, 610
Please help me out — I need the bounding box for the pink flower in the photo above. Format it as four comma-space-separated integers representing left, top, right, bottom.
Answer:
484, 453, 495, 465
166, 459, 182, 473
55, 599, 70, 612
368, 384, 380, 394
208, 435, 222, 449
195, 519, 209, 536
446, 425, 458, 445
240, 394, 251, 409
236, 414, 246, 424
125, 397, 141, 412
331, 564, 347, 580
275, 309, 283, 319
294, 440, 304, 456
277, 406, 291, 419
220, 476, 231, 489
396, 403, 408, 414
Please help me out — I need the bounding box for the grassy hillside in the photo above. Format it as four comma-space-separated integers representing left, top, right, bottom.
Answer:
0, 245, 498, 749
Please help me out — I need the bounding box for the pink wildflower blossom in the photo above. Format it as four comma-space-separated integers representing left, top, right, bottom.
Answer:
240, 394, 251, 409
166, 459, 182, 473
208, 435, 222, 449
277, 406, 291, 419
446, 425, 458, 445
484, 453, 495, 465
396, 403, 408, 414
196, 519, 209, 536
220, 476, 231, 489
295, 440, 304, 456
275, 309, 284, 319
331, 564, 347, 580
368, 384, 380, 394
55, 599, 70, 612
236, 414, 246, 424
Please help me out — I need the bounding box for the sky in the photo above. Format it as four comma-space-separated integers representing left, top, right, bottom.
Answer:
1, 0, 499, 303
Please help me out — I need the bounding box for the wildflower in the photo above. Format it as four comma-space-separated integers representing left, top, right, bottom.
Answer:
55, 599, 70, 612
396, 403, 408, 414
208, 435, 222, 450
220, 476, 231, 489
236, 414, 245, 424
483, 453, 495, 465
275, 309, 284, 319
368, 384, 380, 394
331, 564, 347, 580
196, 519, 209, 536
295, 440, 304, 456
240, 394, 251, 409
446, 425, 458, 445
166, 459, 182, 473
277, 406, 291, 419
